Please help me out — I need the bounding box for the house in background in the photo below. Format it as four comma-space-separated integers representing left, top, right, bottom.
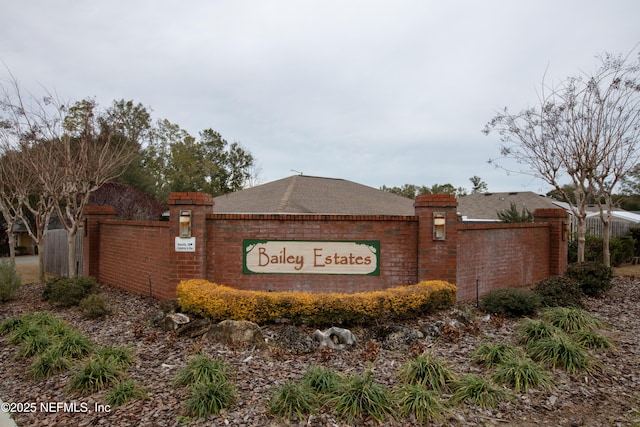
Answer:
458, 191, 640, 238
457, 191, 558, 223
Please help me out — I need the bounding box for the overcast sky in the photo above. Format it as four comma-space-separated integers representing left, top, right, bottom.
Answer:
2, 1, 639, 194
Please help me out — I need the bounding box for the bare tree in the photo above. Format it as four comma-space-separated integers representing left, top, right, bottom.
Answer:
56, 99, 138, 276
484, 49, 640, 265
0, 74, 64, 281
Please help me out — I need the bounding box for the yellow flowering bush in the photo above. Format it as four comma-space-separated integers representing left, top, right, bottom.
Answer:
177, 279, 456, 326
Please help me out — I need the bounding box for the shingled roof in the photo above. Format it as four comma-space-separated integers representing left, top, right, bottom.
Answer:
213, 175, 416, 215
457, 191, 559, 221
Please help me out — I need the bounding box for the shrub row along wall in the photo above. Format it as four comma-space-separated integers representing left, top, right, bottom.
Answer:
83, 193, 568, 301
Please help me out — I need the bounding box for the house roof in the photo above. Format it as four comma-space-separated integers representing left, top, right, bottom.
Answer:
213, 175, 416, 215
457, 191, 559, 221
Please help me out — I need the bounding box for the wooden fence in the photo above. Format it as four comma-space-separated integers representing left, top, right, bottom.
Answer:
43, 229, 83, 277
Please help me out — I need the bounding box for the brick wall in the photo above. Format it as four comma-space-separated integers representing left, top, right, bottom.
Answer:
206, 214, 418, 293
82, 192, 568, 302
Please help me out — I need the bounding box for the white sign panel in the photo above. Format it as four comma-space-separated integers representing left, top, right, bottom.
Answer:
243, 240, 379, 275
175, 237, 196, 252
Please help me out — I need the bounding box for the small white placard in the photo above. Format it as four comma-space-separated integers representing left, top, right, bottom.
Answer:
175, 237, 196, 252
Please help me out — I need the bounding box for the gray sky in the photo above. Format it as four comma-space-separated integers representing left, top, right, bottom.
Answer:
2, 1, 639, 193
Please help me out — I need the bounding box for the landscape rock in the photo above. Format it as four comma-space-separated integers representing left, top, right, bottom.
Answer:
273, 325, 317, 354
205, 319, 267, 350
312, 326, 356, 350
375, 325, 424, 350
162, 312, 190, 331
175, 318, 211, 338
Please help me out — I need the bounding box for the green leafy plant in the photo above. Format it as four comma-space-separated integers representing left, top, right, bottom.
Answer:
542, 307, 604, 333
42, 276, 97, 307
451, 374, 510, 408
533, 276, 584, 308
50, 330, 94, 360
491, 356, 553, 392
564, 261, 613, 297
16, 332, 51, 359
184, 380, 237, 417
396, 383, 448, 423
527, 334, 591, 374
480, 288, 541, 317
104, 379, 147, 407
471, 341, 524, 368
95, 346, 134, 368
497, 201, 533, 223
0, 259, 21, 302
79, 294, 111, 318
398, 352, 457, 391
268, 380, 316, 421
329, 370, 394, 424
173, 352, 231, 387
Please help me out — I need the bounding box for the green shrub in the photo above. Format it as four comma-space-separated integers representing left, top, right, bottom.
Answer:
104, 379, 147, 407
79, 294, 110, 318
450, 374, 510, 408
564, 262, 613, 297
396, 384, 448, 423
329, 370, 394, 424
0, 259, 21, 302
43, 276, 97, 307
398, 352, 457, 391
479, 288, 541, 317
610, 236, 636, 266
491, 356, 553, 392
568, 234, 603, 263
268, 381, 316, 421
533, 276, 584, 308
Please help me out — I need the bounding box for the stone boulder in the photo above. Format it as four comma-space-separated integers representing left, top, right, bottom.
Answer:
162, 313, 190, 331
374, 325, 424, 350
176, 318, 211, 338
205, 320, 267, 350
274, 325, 317, 354
312, 327, 356, 350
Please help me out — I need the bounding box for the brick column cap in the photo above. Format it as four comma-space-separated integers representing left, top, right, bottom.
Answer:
168, 192, 214, 206
414, 194, 458, 208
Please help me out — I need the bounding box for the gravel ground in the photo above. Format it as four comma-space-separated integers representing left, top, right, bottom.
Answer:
1, 276, 639, 427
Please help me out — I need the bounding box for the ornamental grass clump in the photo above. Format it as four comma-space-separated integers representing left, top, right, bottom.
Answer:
268, 380, 317, 421
471, 341, 525, 368
104, 379, 148, 407
450, 374, 511, 408
302, 365, 341, 396
173, 352, 231, 387
396, 383, 449, 423
398, 352, 457, 391
516, 319, 563, 347
491, 356, 553, 393
329, 370, 394, 424
542, 307, 605, 334
527, 333, 592, 374
67, 354, 121, 394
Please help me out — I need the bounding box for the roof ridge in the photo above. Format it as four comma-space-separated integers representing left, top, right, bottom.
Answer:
276, 175, 298, 212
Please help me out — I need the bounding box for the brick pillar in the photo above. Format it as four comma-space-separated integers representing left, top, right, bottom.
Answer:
414, 194, 458, 285
167, 192, 214, 299
82, 205, 116, 279
534, 208, 569, 276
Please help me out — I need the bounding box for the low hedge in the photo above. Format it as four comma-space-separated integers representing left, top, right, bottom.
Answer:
177, 280, 457, 326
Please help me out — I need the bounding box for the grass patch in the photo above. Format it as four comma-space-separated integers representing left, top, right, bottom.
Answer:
67, 354, 122, 394
173, 352, 231, 387
302, 365, 341, 396
184, 380, 237, 417
516, 318, 563, 347
527, 334, 592, 374
542, 307, 605, 333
